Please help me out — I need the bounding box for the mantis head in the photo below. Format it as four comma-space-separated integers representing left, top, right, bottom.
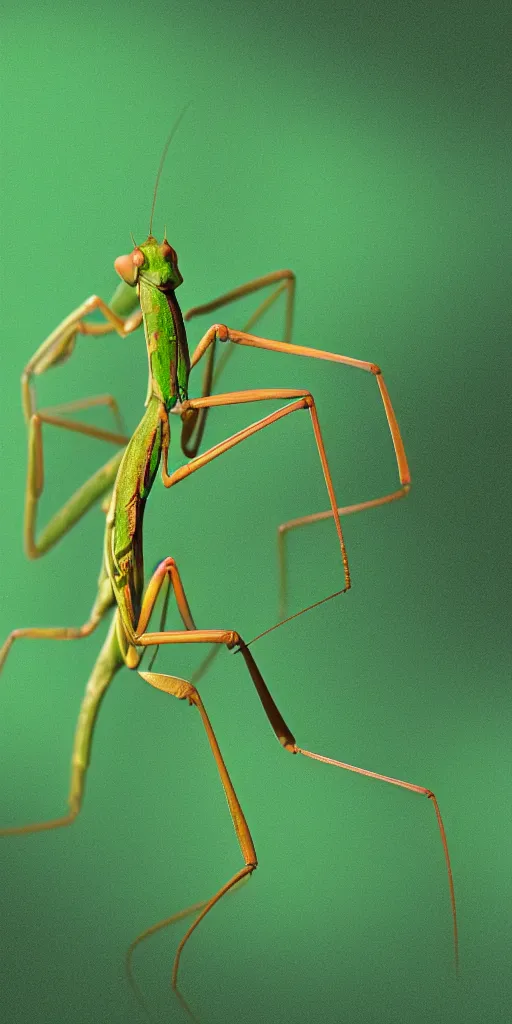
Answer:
114, 235, 183, 290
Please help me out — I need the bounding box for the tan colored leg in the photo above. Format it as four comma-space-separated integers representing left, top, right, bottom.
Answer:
0, 616, 101, 675
38, 392, 125, 428
124, 539, 457, 976
22, 296, 142, 423
126, 896, 209, 1020
114, 536, 455, 993
295, 744, 458, 972
276, 374, 410, 612
277, 485, 410, 617
189, 326, 409, 486
29, 408, 128, 450
181, 270, 295, 458
188, 324, 411, 616
235, 640, 458, 972
167, 375, 353, 678
129, 622, 456, 998
138, 670, 257, 996
163, 386, 350, 589
114, 553, 294, 748
184, 270, 295, 336
126, 867, 249, 993
134, 556, 196, 635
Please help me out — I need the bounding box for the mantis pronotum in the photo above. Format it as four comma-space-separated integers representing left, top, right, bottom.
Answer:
0, 132, 456, 1015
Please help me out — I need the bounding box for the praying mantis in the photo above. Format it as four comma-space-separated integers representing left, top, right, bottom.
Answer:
0, 131, 457, 1014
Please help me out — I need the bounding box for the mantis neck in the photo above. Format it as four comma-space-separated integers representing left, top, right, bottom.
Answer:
139, 279, 190, 411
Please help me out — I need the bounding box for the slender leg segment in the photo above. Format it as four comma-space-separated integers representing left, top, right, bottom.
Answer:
0, 613, 123, 836
184, 270, 295, 338
138, 671, 257, 991
181, 270, 295, 458
234, 640, 458, 971
276, 488, 410, 619
0, 562, 114, 674
276, 371, 410, 613
106, 558, 282, 994
168, 386, 351, 590
189, 327, 410, 495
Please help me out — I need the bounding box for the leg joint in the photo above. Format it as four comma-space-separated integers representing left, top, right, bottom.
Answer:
213, 323, 229, 342
161, 556, 177, 571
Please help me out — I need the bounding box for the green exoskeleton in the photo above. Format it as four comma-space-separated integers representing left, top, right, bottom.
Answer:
0, 133, 457, 1014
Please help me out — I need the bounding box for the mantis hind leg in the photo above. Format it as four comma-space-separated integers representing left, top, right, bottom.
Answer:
121, 550, 457, 994
140, 643, 457, 998
133, 670, 257, 1010
0, 571, 119, 836
0, 614, 123, 837
126, 875, 250, 1019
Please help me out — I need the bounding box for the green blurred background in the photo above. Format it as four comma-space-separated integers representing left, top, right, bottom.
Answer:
0, 2, 510, 1023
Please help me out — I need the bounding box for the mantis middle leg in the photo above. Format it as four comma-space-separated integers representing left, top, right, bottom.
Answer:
187, 324, 411, 615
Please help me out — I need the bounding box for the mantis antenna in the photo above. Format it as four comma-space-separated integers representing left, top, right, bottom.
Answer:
149, 103, 191, 236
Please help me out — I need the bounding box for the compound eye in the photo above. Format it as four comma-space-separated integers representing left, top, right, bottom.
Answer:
161, 239, 177, 263
114, 251, 140, 285
132, 248, 145, 267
